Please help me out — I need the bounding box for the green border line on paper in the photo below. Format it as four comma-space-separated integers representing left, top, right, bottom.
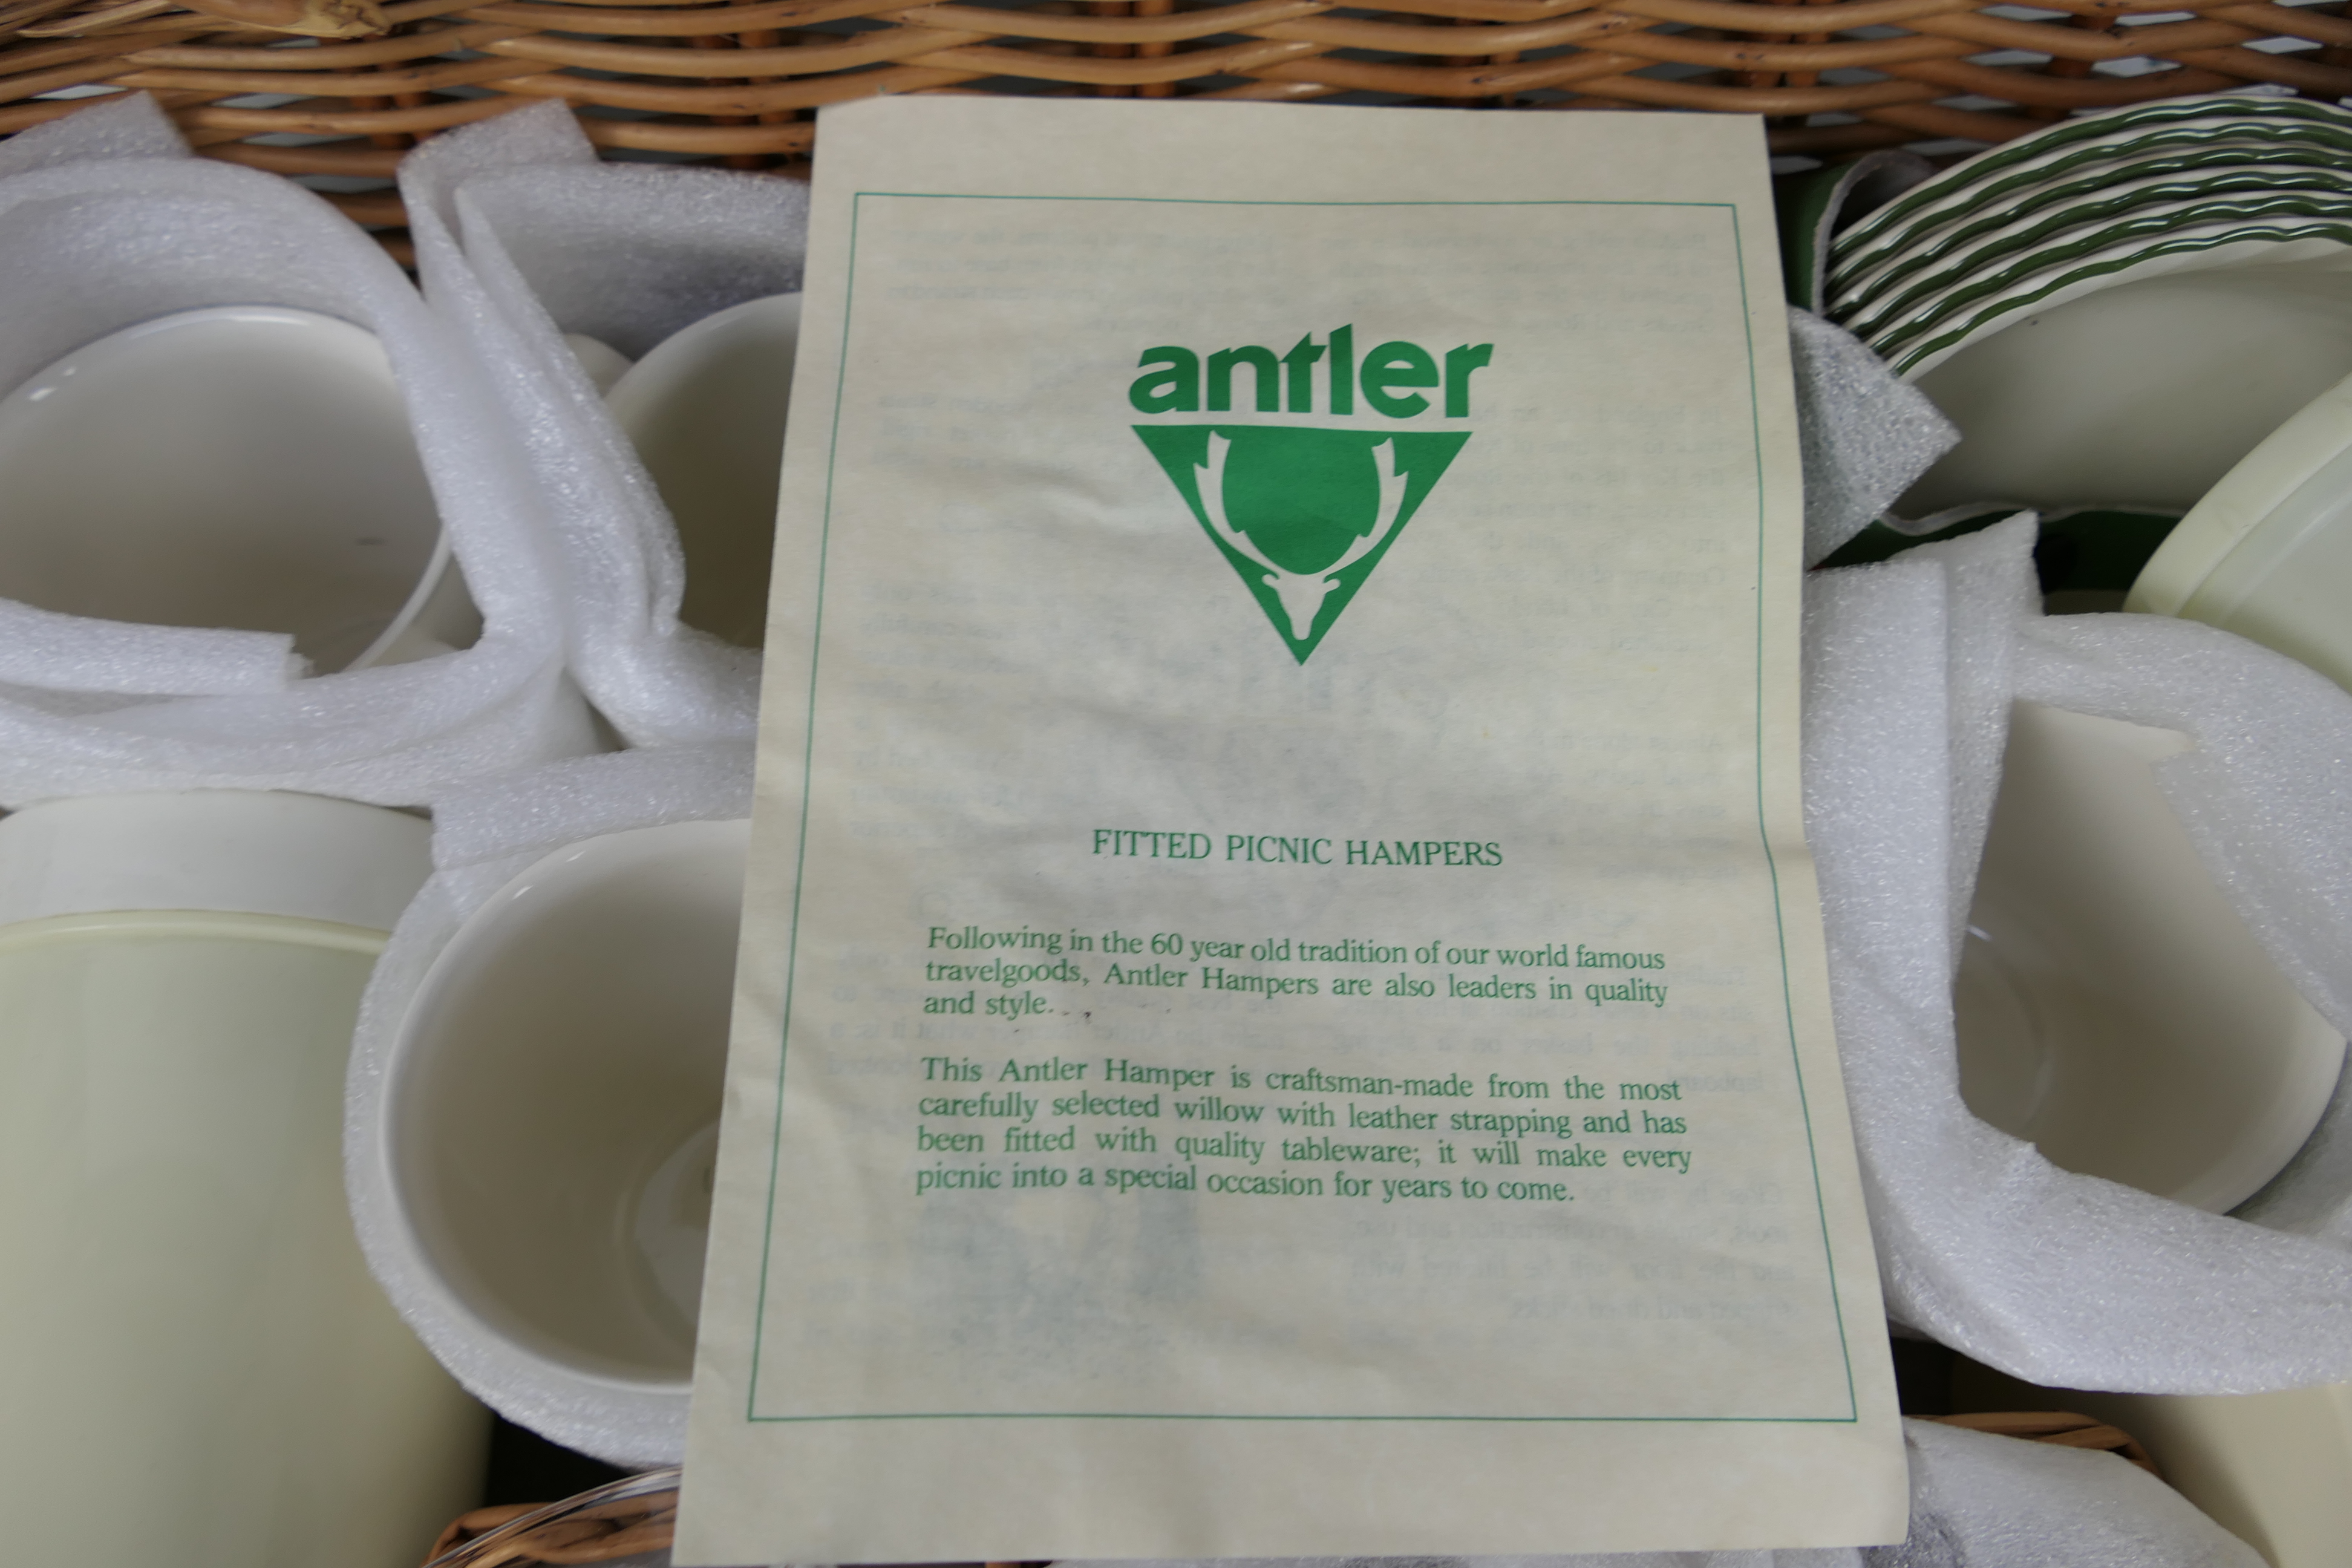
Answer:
747, 191, 1856, 1428
1733, 206, 1862, 1426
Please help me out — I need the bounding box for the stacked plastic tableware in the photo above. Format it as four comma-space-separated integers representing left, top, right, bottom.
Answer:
1824, 93, 2352, 527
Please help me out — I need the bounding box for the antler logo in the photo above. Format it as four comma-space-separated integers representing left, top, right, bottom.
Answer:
1135, 424, 1469, 663
1130, 329, 1483, 663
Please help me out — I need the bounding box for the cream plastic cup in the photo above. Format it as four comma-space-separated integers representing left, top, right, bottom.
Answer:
2076, 1383, 2352, 1568
2128, 361, 2352, 694
606, 294, 800, 650
1953, 1361, 2352, 1568
0, 306, 478, 673
0, 789, 488, 1568
1954, 701, 2345, 1212
2079, 1382, 2352, 1568
376, 819, 748, 1446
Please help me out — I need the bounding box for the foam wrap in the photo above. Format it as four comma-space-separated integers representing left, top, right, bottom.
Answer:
399, 102, 808, 746
1788, 309, 1958, 566
0, 597, 299, 696
1806, 517, 2352, 1391
345, 741, 753, 1468
0, 94, 597, 805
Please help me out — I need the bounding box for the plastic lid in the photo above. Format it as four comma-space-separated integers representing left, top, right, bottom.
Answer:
0, 789, 432, 931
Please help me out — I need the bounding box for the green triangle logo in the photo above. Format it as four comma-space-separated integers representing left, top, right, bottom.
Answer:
1134, 425, 1469, 663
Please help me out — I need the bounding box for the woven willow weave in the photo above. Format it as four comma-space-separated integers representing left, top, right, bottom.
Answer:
4, 0, 2352, 244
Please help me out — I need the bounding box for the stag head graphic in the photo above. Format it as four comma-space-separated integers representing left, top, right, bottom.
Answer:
1133, 423, 1469, 663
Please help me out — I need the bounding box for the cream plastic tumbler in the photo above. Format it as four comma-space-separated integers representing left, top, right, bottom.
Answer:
0, 790, 488, 1568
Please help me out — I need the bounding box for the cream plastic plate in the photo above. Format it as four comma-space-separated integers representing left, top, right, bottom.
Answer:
1837, 174, 2352, 332
1952, 1365, 2352, 1568
1879, 223, 2352, 377
1898, 252, 2352, 515
562, 332, 635, 394
1832, 94, 2352, 278
1955, 701, 2344, 1213
1831, 143, 2352, 312
2062, 1383, 2352, 1568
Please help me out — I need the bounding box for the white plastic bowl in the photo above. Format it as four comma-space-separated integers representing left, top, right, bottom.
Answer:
0, 305, 475, 672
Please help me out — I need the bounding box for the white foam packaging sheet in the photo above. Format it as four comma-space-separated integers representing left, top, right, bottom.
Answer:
0, 94, 598, 806
398, 102, 808, 747
1787, 307, 1959, 564
344, 739, 753, 1467
1805, 515, 2352, 1393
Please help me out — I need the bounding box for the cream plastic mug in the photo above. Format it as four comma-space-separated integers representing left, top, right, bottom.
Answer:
0, 791, 488, 1568
357, 819, 748, 1462
1954, 702, 2345, 1212
1953, 1360, 2352, 1568
605, 294, 800, 650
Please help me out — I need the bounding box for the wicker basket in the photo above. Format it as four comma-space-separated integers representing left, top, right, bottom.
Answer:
5, 0, 2352, 252
421, 1463, 1048, 1567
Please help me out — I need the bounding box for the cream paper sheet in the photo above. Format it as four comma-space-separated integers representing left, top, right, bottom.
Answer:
676, 97, 1904, 1566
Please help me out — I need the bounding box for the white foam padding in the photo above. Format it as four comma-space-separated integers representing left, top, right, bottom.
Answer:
0, 596, 301, 696
344, 739, 753, 1468
0, 94, 596, 805
398, 102, 807, 747
1789, 307, 1959, 566
1056, 1419, 2261, 1568
1807, 516, 2352, 1391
